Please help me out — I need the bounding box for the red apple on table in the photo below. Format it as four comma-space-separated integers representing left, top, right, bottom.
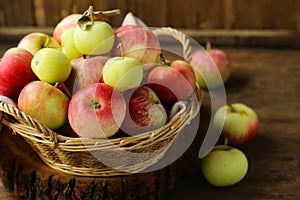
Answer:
213, 103, 259, 145
69, 56, 109, 94
68, 83, 126, 138
121, 85, 168, 135
18, 81, 69, 130
113, 25, 161, 71
0, 47, 36, 99
17, 32, 61, 55
191, 42, 231, 89
147, 60, 196, 107
53, 13, 82, 44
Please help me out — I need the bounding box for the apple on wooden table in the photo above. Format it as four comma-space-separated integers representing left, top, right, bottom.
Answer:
191, 42, 231, 89
121, 85, 168, 135
18, 81, 70, 130
201, 145, 249, 187
147, 60, 196, 107
213, 103, 259, 145
68, 83, 126, 138
17, 32, 61, 55
0, 47, 36, 99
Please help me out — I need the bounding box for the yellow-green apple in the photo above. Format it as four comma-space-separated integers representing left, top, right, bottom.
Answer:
31, 48, 72, 84
102, 56, 143, 92
213, 103, 259, 145
113, 25, 161, 70
147, 60, 196, 107
61, 27, 82, 60
74, 21, 114, 55
0, 47, 36, 99
68, 83, 126, 138
191, 46, 231, 88
69, 56, 109, 94
121, 85, 167, 135
201, 145, 248, 187
52, 14, 82, 44
18, 81, 69, 130
17, 32, 61, 55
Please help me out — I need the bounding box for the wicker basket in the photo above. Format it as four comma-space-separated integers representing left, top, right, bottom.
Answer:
0, 27, 202, 177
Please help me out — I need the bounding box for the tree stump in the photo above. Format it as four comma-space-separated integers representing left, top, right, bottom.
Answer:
0, 126, 177, 200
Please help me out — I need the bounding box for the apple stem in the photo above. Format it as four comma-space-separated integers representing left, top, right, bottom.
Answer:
117, 43, 124, 59
224, 138, 228, 147
206, 41, 211, 52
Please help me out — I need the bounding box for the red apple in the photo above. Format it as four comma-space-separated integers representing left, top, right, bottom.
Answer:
17, 32, 61, 55
213, 103, 259, 145
147, 60, 196, 107
191, 44, 231, 89
18, 81, 69, 130
113, 25, 161, 70
0, 47, 36, 99
68, 83, 126, 138
53, 14, 82, 44
121, 85, 168, 135
69, 56, 109, 94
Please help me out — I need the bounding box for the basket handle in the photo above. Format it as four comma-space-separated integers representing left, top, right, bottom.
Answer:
152, 27, 192, 62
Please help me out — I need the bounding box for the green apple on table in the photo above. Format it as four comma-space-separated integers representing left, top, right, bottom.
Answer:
31, 48, 72, 84
201, 145, 249, 187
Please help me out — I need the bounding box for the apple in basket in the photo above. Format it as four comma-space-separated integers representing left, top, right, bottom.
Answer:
148, 60, 196, 107
0, 47, 36, 99
18, 81, 69, 130
113, 25, 161, 71
191, 42, 231, 89
68, 83, 126, 138
52, 13, 82, 44
68, 55, 109, 94
60, 27, 83, 60
121, 85, 168, 135
17, 32, 61, 55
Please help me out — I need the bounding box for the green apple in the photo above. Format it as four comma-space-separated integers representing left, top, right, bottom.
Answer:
61, 27, 82, 60
201, 145, 248, 187
74, 21, 114, 55
102, 56, 143, 91
31, 48, 72, 84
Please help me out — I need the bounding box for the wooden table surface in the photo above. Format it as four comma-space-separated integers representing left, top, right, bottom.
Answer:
0, 42, 299, 199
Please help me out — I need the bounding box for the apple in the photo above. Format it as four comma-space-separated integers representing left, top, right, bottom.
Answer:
61, 27, 82, 60
53, 14, 82, 44
0, 47, 36, 99
69, 56, 109, 94
201, 145, 249, 187
191, 43, 231, 88
17, 32, 61, 55
102, 56, 143, 92
68, 83, 126, 138
113, 25, 161, 70
74, 21, 115, 55
213, 103, 259, 145
18, 81, 69, 130
31, 48, 72, 84
147, 60, 196, 107
0, 95, 17, 107
121, 85, 168, 135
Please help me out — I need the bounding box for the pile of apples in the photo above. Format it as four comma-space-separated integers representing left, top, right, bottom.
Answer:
0, 6, 259, 188
0, 7, 197, 139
